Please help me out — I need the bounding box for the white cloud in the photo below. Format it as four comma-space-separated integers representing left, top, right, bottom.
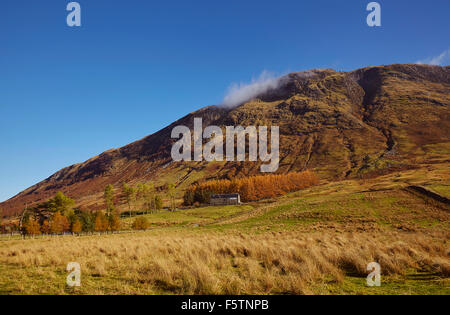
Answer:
416, 49, 450, 66
222, 71, 283, 108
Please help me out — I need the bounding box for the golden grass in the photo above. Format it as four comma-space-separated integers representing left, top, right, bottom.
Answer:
0, 229, 448, 295
1, 165, 449, 295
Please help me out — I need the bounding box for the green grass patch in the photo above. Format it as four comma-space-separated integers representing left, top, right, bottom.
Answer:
325, 272, 450, 295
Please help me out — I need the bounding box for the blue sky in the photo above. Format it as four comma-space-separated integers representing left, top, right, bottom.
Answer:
0, 0, 449, 202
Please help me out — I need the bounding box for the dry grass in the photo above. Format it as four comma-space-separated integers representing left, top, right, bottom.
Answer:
1, 166, 449, 295
0, 229, 448, 295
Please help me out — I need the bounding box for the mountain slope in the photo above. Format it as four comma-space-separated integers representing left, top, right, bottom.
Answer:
1, 64, 449, 216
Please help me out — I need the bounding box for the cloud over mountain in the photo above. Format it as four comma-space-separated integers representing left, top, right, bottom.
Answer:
416, 49, 450, 66
222, 71, 283, 108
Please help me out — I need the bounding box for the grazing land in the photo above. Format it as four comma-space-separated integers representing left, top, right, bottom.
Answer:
1, 165, 449, 295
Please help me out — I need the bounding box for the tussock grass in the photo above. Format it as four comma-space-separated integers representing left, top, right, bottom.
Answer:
0, 229, 448, 295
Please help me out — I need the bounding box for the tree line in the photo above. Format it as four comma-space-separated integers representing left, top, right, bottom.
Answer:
116, 182, 165, 216
183, 171, 319, 205
22, 210, 122, 237
18, 192, 122, 237
1, 179, 171, 236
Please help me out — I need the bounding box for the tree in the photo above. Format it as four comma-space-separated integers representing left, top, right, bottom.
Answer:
0, 223, 6, 235
21, 193, 75, 230
65, 209, 77, 228
50, 212, 64, 234
41, 220, 50, 234
183, 171, 319, 205
20, 209, 31, 235
49, 212, 70, 234
132, 217, 149, 231
50, 192, 75, 214
94, 213, 103, 233
136, 183, 145, 203
183, 188, 195, 206
72, 219, 82, 235
109, 214, 121, 232
25, 219, 41, 237
142, 182, 155, 214
122, 183, 136, 217
80, 211, 95, 233
154, 195, 163, 211
61, 215, 70, 233
94, 212, 109, 233
167, 183, 176, 210
8, 224, 19, 235
104, 184, 115, 215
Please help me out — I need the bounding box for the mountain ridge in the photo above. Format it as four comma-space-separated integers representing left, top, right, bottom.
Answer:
1, 63, 449, 216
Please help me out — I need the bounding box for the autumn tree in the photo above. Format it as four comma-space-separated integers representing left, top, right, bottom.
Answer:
64, 208, 78, 229
104, 184, 115, 215
183, 171, 319, 205
25, 219, 41, 237
154, 195, 163, 211
50, 212, 65, 234
41, 220, 50, 234
61, 215, 70, 233
122, 183, 136, 217
94, 214, 103, 233
109, 214, 121, 232
72, 219, 82, 235
94, 212, 109, 233
136, 183, 144, 204
167, 183, 176, 211
132, 217, 150, 231
142, 182, 155, 214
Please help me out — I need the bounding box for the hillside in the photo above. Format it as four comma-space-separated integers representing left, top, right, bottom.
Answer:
1, 64, 449, 216
1, 167, 449, 294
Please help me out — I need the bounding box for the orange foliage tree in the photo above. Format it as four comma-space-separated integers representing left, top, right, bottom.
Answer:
94, 212, 109, 233
24, 219, 41, 237
72, 219, 82, 235
184, 171, 319, 205
41, 220, 50, 234
50, 212, 70, 234
109, 214, 121, 232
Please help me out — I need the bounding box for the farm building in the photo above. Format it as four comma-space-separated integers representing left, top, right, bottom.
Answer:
210, 194, 241, 205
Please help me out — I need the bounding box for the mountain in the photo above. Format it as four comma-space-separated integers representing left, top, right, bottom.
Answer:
1, 64, 449, 216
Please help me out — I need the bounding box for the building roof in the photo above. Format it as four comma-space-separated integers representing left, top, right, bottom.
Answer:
211, 193, 240, 198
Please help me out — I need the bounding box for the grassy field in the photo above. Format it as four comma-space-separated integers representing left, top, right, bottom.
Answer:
120, 204, 254, 229
0, 165, 449, 295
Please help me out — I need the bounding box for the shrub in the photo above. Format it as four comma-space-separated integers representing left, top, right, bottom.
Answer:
132, 217, 150, 231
